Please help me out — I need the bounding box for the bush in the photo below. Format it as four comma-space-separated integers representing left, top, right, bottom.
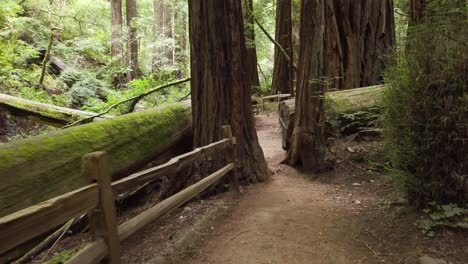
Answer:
66, 78, 107, 108
383, 3, 467, 207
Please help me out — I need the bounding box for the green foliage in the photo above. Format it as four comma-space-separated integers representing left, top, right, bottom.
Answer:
417, 203, 468, 237
46, 250, 73, 264
66, 78, 108, 108
383, 2, 467, 206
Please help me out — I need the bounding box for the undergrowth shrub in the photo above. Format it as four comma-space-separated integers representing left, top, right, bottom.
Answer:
383, 2, 467, 207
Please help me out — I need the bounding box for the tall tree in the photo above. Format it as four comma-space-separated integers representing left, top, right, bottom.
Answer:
153, 0, 175, 71
242, 0, 261, 90
189, 0, 270, 183
409, 0, 425, 24
126, 0, 138, 81
271, 0, 294, 95
286, 0, 328, 171
324, 0, 396, 90
111, 0, 123, 58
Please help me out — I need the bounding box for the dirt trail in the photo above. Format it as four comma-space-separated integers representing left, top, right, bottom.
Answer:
169, 111, 466, 264
171, 112, 393, 264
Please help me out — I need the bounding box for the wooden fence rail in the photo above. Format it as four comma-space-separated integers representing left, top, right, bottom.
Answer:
0, 125, 239, 263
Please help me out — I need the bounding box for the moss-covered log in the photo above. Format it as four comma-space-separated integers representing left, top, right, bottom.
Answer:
280, 85, 384, 149
0, 104, 191, 217
0, 93, 112, 127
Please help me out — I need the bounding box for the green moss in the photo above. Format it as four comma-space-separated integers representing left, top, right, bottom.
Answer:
0, 104, 191, 216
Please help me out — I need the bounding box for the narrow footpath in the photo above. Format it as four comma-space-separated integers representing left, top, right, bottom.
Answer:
167, 111, 466, 264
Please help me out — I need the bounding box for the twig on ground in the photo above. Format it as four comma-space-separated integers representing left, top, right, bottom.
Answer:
230, 230, 250, 241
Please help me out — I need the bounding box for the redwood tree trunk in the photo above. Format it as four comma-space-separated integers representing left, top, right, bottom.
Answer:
242, 0, 261, 90
286, 0, 328, 172
126, 0, 138, 81
111, 0, 123, 58
409, 0, 426, 24
189, 0, 270, 183
323, 0, 396, 90
271, 0, 294, 95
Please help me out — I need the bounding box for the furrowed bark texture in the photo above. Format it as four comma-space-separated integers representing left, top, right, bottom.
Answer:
243, 0, 261, 89
286, 0, 327, 171
271, 0, 294, 95
0, 104, 191, 217
189, 0, 270, 183
324, 0, 396, 90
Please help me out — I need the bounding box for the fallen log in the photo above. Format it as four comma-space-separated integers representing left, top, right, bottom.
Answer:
0, 103, 192, 217
0, 93, 112, 127
279, 85, 384, 149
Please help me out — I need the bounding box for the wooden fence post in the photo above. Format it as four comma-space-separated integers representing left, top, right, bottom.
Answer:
260, 97, 264, 112
82, 152, 121, 264
222, 125, 240, 193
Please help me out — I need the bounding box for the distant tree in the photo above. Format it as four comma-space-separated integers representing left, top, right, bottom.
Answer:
242, 0, 261, 91
271, 0, 294, 95
189, 0, 270, 183
126, 0, 138, 81
111, 0, 123, 58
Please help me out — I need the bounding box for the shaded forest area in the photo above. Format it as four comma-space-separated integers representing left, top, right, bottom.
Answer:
0, 0, 467, 263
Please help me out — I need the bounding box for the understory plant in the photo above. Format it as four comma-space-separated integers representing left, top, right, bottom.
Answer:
383, 3, 467, 207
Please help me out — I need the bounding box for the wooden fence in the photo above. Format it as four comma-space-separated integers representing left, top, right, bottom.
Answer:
253, 93, 292, 112
0, 125, 239, 263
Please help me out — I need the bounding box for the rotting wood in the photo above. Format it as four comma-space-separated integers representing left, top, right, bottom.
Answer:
279, 85, 385, 150
82, 152, 121, 264
0, 104, 191, 217
0, 184, 98, 254
0, 93, 112, 127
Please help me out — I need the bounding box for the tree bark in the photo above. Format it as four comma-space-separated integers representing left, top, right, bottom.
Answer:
189, 0, 270, 183
285, 0, 328, 172
271, 0, 294, 95
0, 104, 192, 217
111, 0, 123, 58
242, 0, 261, 90
409, 0, 426, 24
126, 0, 139, 81
321, 0, 396, 90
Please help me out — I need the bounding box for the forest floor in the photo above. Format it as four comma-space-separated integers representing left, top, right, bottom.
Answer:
37, 111, 467, 264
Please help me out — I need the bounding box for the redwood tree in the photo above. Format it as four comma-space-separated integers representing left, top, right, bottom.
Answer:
189, 0, 270, 183
271, 0, 294, 95
286, 0, 328, 172
111, 0, 123, 58
126, 0, 138, 81
242, 0, 261, 90
323, 0, 396, 90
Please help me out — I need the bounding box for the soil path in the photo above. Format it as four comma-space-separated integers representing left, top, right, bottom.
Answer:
177, 112, 385, 264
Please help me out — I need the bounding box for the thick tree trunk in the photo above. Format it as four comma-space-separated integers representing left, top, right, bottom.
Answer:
0, 93, 111, 127
189, 0, 270, 183
242, 0, 261, 90
409, 0, 426, 24
280, 85, 385, 149
286, 0, 328, 172
126, 0, 139, 81
111, 0, 123, 58
0, 104, 191, 217
323, 0, 396, 90
271, 0, 294, 95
